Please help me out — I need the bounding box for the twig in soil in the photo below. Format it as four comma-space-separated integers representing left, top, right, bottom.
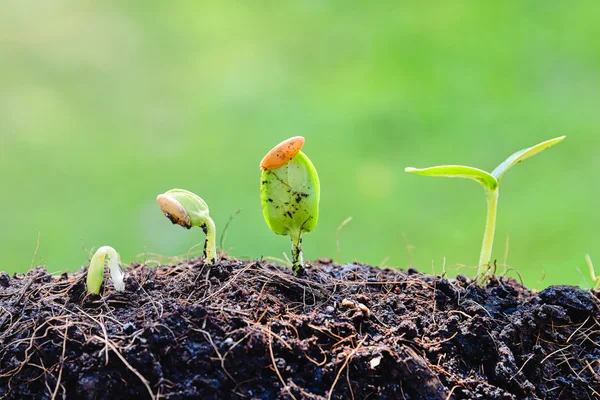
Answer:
99, 317, 110, 365
346, 361, 354, 400
417, 332, 458, 348
97, 336, 156, 400
501, 267, 525, 288
303, 348, 327, 367
0, 305, 13, 331
71, 307, 111, 365
308, 323, 344, 342
200, 263, 255, 303
134, 281, 162, 319
244, 319, 293, 351
502, 233, 510, 275
540, 344, 572, 364
1, 316, 67, 378
509, 353, 534, 382
50, 320, 69, 400
288, 382, 321, 399
219, 209, 241, 252
431, 277, 438, 326
327, 335, 369, 400
267, 323, 297, 400
206, 305, 251, 317
445, 385, 461, 400
567, 316, 590, 343
14, 277, 35, 304
193, 328, 236, 383
30, 231, 41, 270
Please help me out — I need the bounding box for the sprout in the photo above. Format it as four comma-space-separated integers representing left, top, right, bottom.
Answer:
86, 246, 125, 294
156, 189, 217, 264
260, 136, 320, 275
405, 136, 565, 278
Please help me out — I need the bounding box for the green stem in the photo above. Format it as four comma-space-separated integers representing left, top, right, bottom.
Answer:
202, 217, 217, 264
478, 188, 499, 276
290, 230, 304, 275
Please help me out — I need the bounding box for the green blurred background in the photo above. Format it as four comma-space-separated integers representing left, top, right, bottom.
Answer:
1, 1, 599, 288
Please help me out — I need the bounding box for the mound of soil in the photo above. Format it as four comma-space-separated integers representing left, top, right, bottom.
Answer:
1, 258, 599, 399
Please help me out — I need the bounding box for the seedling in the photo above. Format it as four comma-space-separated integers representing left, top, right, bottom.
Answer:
157, 189, 217, 264
406, 136, 565, 278
260, 136, 320, 275
86, 246, 125, 294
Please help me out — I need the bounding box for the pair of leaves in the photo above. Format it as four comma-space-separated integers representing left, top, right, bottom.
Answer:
405, 136, 566, 190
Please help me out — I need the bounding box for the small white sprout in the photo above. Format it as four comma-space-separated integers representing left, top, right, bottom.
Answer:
86, 246, 126, 294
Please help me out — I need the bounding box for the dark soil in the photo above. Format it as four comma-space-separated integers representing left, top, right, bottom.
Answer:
1, 258, 599, 399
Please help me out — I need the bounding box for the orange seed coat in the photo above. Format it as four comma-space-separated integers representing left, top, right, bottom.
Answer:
260, 136, 305, 170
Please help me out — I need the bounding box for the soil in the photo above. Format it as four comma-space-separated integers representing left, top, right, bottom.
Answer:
0, 258, 599, 400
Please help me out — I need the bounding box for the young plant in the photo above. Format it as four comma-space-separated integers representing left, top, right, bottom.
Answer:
405, 136, 565, 278
86, 246, 125, 294
156, 189, 217, 264
260, 136, 320, 275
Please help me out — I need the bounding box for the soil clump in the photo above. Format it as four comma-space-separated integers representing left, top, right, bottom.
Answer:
1, 259, 599, 399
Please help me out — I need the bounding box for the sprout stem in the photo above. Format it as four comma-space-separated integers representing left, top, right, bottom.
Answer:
478, 188, 499, 275
203, 217, 217, 264
290, 230, 304, 275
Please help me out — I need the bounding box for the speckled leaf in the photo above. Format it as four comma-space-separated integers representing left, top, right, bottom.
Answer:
260, 151, 320, 237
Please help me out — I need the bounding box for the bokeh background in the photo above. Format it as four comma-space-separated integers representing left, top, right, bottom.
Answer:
1, 1, 599, 287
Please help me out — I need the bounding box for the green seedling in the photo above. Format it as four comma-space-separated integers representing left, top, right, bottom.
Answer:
260, 137, 320, 275
406, 136, 565, 278
157, 189, 217, 264
86, 246, 125, 294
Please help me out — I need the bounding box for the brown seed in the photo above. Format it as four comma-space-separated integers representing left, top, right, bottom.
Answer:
260, 136, 305, 170
157, 194, 191, 228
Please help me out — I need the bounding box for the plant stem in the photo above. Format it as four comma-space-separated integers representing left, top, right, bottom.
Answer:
478, 188, 499, 276
104, 247, 125, 292
203, 217, 217, 264
290, 230, 304, 275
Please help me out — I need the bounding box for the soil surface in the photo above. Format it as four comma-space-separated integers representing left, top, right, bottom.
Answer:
0, 258, 599, 399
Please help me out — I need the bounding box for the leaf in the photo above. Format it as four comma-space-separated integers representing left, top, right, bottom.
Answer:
491, 136, 566, 181
260, 151, 320, 237
405, 165, 498, 190
86, 250, 105, 295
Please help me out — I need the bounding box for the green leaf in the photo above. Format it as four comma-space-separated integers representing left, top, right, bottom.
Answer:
260, 151, 320, 237
86, 250, 105, 295
405, 165, 498, 190
491, 136, 566, 181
